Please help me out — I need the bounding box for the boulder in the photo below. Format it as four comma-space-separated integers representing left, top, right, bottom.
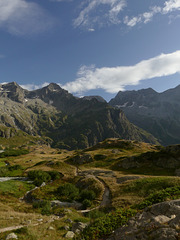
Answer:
6, 233, 18, 240
107, 199, 180, 240
64, 231, 75, 239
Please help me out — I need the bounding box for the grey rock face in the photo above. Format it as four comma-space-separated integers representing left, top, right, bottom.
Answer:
107, 199, 180, 240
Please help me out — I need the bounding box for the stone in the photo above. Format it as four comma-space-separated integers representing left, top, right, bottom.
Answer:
153, 215, 171, 224
64, 225, 70, 230
64, 231, 75, 239
64, 218, 73, 223
48, 226, 55, 230
26, 220, 31, 225
6, 233, 18, 240
72, 222, 88, 232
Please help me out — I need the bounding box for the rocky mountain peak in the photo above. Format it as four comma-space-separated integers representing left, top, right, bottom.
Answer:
0, 82, 25, 103
82, 95, 106, 103
45, 83, 62, 92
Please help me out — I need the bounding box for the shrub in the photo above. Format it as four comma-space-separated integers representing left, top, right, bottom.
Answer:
57, 183, 79, 201
81, 208, 136, 240
87, 210, 106, 219
94, 154, 107, 160
33, 200, 51, 215
47, 170, 61, 180
135, 186, 180, 210
80, 189, 96, 201
0, 148, 29, 158
82, 199, 92, 209
27, 170, 51, 186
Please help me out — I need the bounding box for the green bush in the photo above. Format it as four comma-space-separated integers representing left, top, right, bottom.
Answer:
82, 199, 92, 209
94, 154, 107, 160
8, 165, 22, 171
81, 208, 136, 240
27, 170, 51, 186
57, 183, 79, 201
87, 210, 106, 219
135, 186, 180, 210
33, 200, 51, 215
80, 189, 96, 201
0, 148, 29, 158
47, 170, 61, 180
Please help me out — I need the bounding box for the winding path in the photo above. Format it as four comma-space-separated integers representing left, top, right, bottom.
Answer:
76, 168, 112, 213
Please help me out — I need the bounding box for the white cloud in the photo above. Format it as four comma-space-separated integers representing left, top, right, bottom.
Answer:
124, 0, 180, 27
62, 50, 180, 94
73, 0, 126, 30
0, 0, 53, 36
163, 0, 180, 13
20, 82, 50, 91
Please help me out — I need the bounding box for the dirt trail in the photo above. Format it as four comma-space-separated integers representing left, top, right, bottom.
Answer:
76, 168, 112, 212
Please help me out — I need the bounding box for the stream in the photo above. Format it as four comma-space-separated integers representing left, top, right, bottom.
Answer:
0, 177, 27, 182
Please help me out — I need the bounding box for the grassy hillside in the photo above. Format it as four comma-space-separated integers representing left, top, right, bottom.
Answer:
0, 138, 179, 239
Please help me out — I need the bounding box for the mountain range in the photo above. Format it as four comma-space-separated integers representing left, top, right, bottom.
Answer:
109, 85, 180, 145
0, 82, 158, 149
1, 82, 180, 149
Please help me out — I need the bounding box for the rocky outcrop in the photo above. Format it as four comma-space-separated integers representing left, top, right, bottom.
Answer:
118, 144, 180, 174
107, 199, 180, 240
70, 153, 93, 165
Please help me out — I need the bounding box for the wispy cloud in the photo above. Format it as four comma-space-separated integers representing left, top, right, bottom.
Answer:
73, 0, 126, 30
0, 0, 54, 36
62, 50, 180, 94
124, 0, 180, 27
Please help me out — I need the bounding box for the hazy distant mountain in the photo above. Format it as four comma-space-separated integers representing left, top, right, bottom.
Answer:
109, 85, 180, 145
0, 82, 158, 149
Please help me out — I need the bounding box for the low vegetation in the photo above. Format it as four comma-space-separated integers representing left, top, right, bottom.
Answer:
0, 139, 179, 239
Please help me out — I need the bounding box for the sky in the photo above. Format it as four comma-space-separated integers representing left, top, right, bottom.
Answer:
0, 0, 180, 101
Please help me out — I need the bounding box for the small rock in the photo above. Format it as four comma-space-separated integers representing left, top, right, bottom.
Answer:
64, 225, 70, 230
40, 182, 46, 187
72, 222, 88, 232
37, 218, 43, 222
48, 226, 55, 230
64, 209, 72, 213
26, 220, 31, 225
154, 215, 171, 224
6, 233, 18, 240
64, 231, 75, 239
65, 218, 73, 223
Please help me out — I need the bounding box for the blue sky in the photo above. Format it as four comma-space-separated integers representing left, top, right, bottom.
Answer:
0, 0, 180, 100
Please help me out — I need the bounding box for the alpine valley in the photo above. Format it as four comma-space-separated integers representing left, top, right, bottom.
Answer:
0, 82, 180, 240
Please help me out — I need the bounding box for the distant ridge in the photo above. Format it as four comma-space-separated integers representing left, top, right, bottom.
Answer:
109, 84, 180, 145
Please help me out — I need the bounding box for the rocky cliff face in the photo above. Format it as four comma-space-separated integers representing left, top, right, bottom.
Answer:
107, 199, 180, 240
0, 82, 158, 149
109, 85, 180, 145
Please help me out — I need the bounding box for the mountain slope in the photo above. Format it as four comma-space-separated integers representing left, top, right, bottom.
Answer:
109, 85, 180, 145
0, 82, 158, 149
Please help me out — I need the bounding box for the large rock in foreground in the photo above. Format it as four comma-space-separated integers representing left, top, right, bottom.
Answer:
107, 199, 180, 240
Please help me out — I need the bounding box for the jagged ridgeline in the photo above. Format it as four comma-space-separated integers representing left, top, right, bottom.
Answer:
109, 85, 180, 146
0, 82, 158, 149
